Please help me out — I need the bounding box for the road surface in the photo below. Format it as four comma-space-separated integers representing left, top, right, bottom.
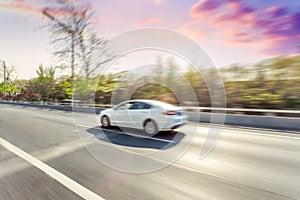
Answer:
1, 103, 300, 200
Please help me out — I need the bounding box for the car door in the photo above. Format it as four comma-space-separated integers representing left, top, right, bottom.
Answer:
128, 102, 152, 129
112, 101, 133, 127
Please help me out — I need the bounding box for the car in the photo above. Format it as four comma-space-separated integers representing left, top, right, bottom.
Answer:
100, 99, 188, 135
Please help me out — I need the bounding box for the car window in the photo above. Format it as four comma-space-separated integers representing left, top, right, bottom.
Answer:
130, 102, 152, 110
143, 103, 152, 109
115, 102, 133, 110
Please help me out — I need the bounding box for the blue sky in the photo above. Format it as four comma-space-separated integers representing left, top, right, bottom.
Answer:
0, 0, 300, 79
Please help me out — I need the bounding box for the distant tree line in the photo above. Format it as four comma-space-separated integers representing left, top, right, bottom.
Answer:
219, 55, 300, 109
0, 55, 299, 109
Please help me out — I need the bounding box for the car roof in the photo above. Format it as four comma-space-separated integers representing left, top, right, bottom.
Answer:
129, 99, 178, 108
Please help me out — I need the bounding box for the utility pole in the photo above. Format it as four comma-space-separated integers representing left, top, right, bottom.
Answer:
0, 59, 6, 96
42, 9, 76, 79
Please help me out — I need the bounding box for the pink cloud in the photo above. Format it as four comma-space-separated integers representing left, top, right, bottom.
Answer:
1, 1, 74, 17
213, 0, 255, 26
187, 0, 300, 56
0, 1, 105, 29
219, 29, 257, 45
190, 0, 220, 18
266, 6, 288, 18
0, 2, 42, 15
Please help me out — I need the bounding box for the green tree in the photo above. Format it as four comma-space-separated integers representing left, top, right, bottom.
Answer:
32, 65, 57, 101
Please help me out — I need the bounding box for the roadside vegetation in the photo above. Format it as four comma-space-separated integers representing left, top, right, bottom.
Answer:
0, 55, 299, 109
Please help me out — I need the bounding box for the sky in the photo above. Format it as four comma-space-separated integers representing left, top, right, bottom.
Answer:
0, 0, 300, 79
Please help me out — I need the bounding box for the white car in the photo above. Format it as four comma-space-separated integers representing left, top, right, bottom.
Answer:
100, 100, 188, 135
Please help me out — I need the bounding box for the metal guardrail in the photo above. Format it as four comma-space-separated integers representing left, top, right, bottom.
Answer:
80, 103, 300, 116
201, 107, 300, 114
64, 103, 300, 117
183, 107, 300, 115
1, 100, 300, 116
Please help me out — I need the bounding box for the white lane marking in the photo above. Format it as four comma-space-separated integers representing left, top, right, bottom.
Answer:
0, 139, 87, 178
233, 130, 300, 140
188, 123, 300, 140
0, 137, 106, 200
76, 124, 176, 144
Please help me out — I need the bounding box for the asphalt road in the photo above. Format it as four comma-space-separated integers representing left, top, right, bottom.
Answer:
1, 104, 300, 200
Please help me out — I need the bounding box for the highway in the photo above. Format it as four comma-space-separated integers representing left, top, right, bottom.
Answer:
1, 103, 300, 200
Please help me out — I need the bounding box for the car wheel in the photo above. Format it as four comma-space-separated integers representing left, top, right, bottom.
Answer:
144, 120, 158, 135
101, 116, 111, 128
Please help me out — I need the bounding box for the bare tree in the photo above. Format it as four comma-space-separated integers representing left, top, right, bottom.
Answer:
0, 64, 17, 83
43, 0, 115, 80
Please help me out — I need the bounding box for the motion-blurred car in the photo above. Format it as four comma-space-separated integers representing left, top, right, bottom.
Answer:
100, 100, 188, 135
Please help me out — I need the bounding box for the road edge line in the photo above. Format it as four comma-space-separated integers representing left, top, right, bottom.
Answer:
0, 137, 106, 200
